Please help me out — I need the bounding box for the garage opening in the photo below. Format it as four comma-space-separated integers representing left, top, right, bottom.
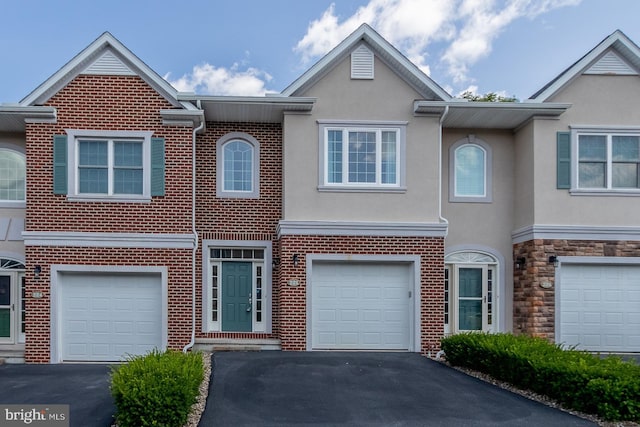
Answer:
558, 263, 640, 352
310, 261, 414, 351
56, 271, 165, 362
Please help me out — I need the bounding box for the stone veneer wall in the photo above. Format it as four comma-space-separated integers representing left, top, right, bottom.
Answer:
513, 239, 640, 340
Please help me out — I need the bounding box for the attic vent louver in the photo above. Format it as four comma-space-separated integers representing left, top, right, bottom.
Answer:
351, 45, 374, 79
584, 50, 638, 75
82, 49, 136, 76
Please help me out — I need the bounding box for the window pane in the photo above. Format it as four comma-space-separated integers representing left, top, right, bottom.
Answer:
612, 163, 639, 188
455, 145, 485, 196
579, 162, 606, 188
0, 150, 25, 201
381, 131, 397, 184
114, 169, 143, 194
79, 168, 108, 193
78, 140, 108, 166
223, 141, 253, 191
579, 135, 606, 161
114, 141, 142, 167
612, 136, 640, 161
459, 300, 482, 330
348, 131, 376, 183
327, 130, 343, 183
78, 140, 108, 194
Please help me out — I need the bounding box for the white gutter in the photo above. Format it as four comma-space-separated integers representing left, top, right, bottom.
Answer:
183, 102, 205, 353
438, 106, 450, 232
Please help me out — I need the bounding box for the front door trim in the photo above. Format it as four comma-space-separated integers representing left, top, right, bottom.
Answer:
202, 240, 273, 334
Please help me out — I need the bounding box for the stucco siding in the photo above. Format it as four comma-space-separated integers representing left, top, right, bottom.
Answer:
283, 52, 441, 223
533, 75, 640, 226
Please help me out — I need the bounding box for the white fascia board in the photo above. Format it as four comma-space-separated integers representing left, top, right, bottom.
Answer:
277, 220, 448, 238
23, 231, 196, 249
512, 224, 640, 244
21, 32, 181, 108
532, 30, 640, 102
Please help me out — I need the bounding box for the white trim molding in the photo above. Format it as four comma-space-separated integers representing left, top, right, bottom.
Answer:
512, 225, 640, 244
23, 231, 195, 249
277, 220, 448, 238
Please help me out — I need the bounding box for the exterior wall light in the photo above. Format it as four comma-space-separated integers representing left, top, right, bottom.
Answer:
34, 265, 42, 279
548, 256, 559, 267
292, 254, 299, 267
272, 258, 280, 269
515, 256, 526, 270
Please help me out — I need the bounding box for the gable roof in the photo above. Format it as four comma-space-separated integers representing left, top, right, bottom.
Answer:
281, 23, 451, 101
20, 32, 196, 112
530, 29, 640, 101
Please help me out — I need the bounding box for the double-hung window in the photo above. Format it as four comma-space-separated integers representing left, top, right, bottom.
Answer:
0, 148, 26, 205
320, 122, 406, 190
78, 139, 143, 195
60, 130, 156, 201
576, 131, 640, 191
216, 132, 260, 198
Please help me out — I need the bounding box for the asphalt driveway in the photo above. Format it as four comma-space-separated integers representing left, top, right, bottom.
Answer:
201, 351, 596, 427
0, 363, 114, 427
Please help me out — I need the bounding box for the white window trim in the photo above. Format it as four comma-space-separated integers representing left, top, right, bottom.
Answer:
216, 132, 260, 199
202, 240, 272, 333
570, 127, 640, 196
318, 120, 407, 192
449, 136, 492, 203
0, 143, 26, 208
66, 130, 153, 202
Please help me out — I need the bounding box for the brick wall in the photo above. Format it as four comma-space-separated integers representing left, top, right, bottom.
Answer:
278, 235, 444, 354
513, 239, 640, 340
194, 122, 283, 339
25, 75, 193, 233
24, 246, 192, 363
23, 74, 196, 362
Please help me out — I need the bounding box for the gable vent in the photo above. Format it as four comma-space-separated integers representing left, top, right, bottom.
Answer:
82, 49, 136, 76
584, 51, 638, 75
351, 45, 374, 79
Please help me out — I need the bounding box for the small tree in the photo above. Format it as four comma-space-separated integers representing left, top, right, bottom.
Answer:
460, 91, 518, 102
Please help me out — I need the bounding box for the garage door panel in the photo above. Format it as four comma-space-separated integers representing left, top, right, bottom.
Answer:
559, 264, 640, 352
60, 272, 163, 362
312, 262, 412, 350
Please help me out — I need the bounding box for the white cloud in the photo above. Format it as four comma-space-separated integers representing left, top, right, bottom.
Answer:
165, 62, 274, 96
295, 0, 581, 89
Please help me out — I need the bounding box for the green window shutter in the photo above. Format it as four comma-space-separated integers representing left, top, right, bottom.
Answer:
53, 135, 68, 195
151, 137, 165, 196
556, 131, 571, 189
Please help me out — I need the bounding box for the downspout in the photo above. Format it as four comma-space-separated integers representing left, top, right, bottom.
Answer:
183, 101, 205, 353
438, 105, 450, 230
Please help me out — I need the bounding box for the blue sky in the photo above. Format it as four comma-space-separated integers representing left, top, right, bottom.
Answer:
1, 0, 640, 103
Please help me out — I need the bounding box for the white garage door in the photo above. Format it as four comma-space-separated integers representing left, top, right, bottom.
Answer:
559, 264, 640, 352
311, 262, 412, 350
59, 272, 163, 362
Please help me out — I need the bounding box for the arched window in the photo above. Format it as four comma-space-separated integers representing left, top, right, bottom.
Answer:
223, 140, 253, 192
449, 136, 492, 203
0, 149, 25, 202
216, 132, 260, 198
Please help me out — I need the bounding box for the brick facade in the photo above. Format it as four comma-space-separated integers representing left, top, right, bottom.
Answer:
194, 122, 282, 340
513, 239, 640, 340
23, 74, 195, 362
278, 235, 445, 354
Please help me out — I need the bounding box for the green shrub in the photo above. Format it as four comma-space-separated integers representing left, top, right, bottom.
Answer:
110, 349, 204, 427
441, 333, 640, 422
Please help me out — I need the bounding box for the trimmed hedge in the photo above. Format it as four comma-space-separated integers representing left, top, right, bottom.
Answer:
110, 349, 204, 427
441, 333, 640, 422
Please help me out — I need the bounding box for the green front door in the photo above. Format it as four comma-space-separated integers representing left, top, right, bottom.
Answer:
0, 275, 12, 341
222, 262, 252, 332
458, 268, 483, 331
